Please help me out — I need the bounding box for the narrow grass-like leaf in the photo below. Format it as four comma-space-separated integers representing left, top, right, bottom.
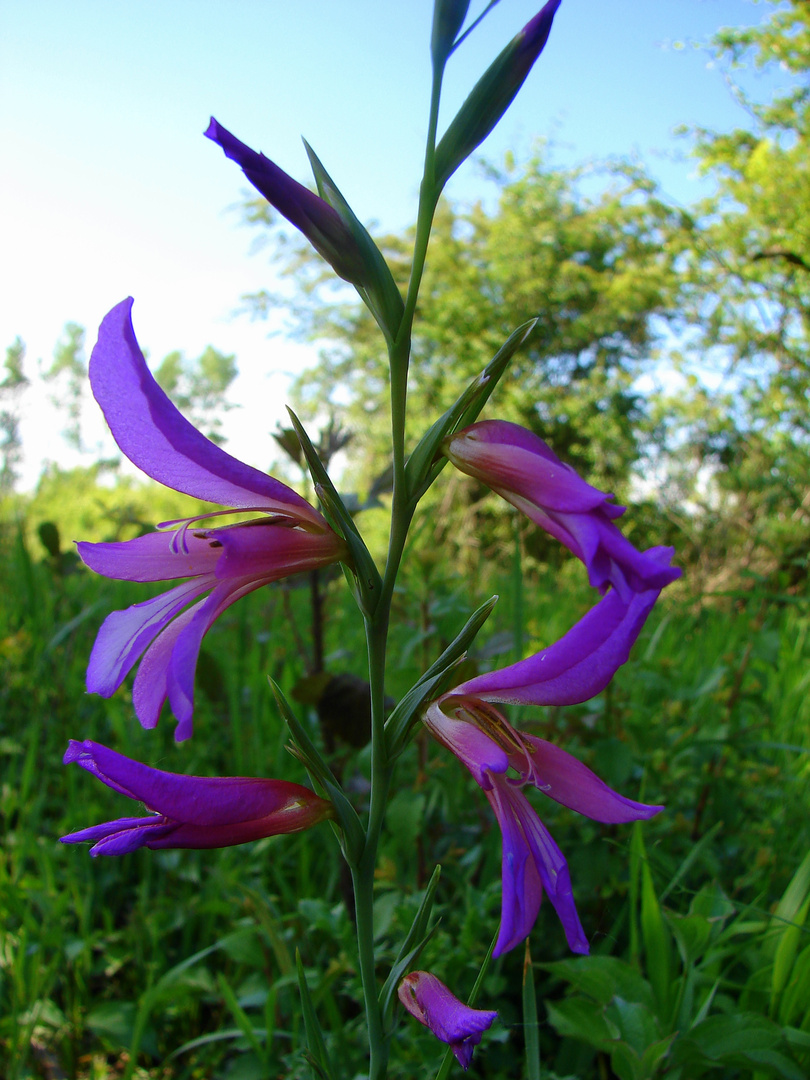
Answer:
771, 895, 810, 1015
522, 940, 541, 1080
304, 139, 404, 342
296, 950, 337, 1080
641, 845, 673, 1019
660, 820, 723, 903
405, 320, 536, 505
379, 866, 442, 1026
217, 972, 268, 1062
385, 595, 499, 757
287, 406, 382, 612
269, 677, 365, 865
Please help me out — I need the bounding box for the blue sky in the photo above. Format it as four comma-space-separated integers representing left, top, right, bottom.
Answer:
0, 0, 789, 484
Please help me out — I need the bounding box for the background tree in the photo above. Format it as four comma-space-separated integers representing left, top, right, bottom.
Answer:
43, 322, 87, 452
656, 0, 810, 581
0, 337, 28, 493
154, 345, 238, 445
244, 153, 685, 498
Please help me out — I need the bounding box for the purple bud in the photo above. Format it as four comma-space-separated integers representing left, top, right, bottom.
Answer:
398, 971, 497, 1070
205, 118, 369, 286
61, 741, 334, 856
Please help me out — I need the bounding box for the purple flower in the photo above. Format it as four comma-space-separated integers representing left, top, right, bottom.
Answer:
424, 587, 665, 956
398, 971, 497, 1070
79, 299, 347, 741
443, 420, 681, 600
205, 118, 369, 287
61, 740, 333, 856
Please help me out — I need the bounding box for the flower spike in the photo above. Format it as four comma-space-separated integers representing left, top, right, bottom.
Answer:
61, 740, 334, 856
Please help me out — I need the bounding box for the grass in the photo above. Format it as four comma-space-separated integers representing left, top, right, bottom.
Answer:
1, 514, 809, 1078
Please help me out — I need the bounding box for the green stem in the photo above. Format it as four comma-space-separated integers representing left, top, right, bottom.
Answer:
351, 53, 449, 1080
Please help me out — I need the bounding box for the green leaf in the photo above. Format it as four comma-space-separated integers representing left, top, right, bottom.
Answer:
296, 950, 337, 1080
287, 406, 382, 614
541, 955, 655, 1011
217, 973, 267, 1063
379, 866, 442, 1027
640, 850, 673, 1019
404, 320, 537, 505
384, 595, 498, 757
772, 895, 810, 1013
544, 997, 615, 1052
269, 678, 365, 866
304, 140, 404, 342
522, 941, 541, 1080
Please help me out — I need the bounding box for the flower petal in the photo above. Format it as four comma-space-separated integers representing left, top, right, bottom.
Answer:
444, 420, 681, 597
486, 778, 588, 956
61, 816, 177, 855
212, 520, 347, 580
78, 530, 222, 582
62, 740, 331, 826
90, 299, 324, 526
455, 586, 663, 706
398, 971, 497, 1071
519, 735, 663, 823
423, 699, 509, 788
446, 420, 615, 514
85, 576, 214, 697
166, 578, 266, 740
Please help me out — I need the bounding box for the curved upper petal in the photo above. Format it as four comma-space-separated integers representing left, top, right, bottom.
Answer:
455, 586, 662, 706
518, 736, 663, 823
445, 421, 620, 515
423, 699, 509, 788
90, 299, 325, 527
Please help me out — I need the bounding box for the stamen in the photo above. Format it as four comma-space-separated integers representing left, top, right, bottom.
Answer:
157, 506, 299, 556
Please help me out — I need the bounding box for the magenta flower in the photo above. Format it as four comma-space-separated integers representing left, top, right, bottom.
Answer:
424, 586, 666, 956
79, 299, 347, 741
205, 118, 369, 287
61, 740, 334, 856
444, 420, 681, 600
398, 971, 497, 1071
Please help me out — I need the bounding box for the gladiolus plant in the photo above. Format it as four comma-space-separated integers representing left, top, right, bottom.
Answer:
63, 2, 682, 1075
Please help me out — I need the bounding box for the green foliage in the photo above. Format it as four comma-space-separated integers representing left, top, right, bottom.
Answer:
44, 323, 87, 452
653, 0, 810, 580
